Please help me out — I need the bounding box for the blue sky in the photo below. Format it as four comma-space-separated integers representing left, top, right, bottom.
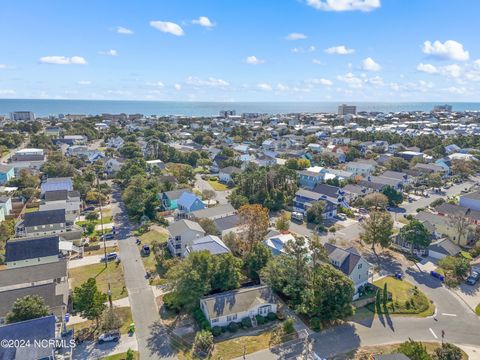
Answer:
1, 0, 480, 102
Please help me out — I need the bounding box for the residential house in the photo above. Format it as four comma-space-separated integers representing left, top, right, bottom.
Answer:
298, 169, 324, 190
312, 183, 347, 207
324, 243, 371, 300
413, 163, 449, 176
105, 158, 123, 174
15, 209, 69, 238
428, 238, 461, 260
184, 235, 230, 256
0, 164, 14, 184
0, 195, 13, 219
345, 161, 375, 177
158, 189, 189, 211
342, 184, 372, 203
358, 175, 403, 191
0, 316, 62, 360
167, 219, 206, 257
9, 148, 45, 174
263, 233, 296, 256
435, 202, 480, 225
293, 189, 338, 219
218, 166, 241, 184
106, 136, 125, 149
191, 204, 236, 221
40, 177, 73, 195
146, 159, 166, 170
214, 214, 241, 238
200, 285, 277, 327
5, 235, 60, 269
211, 154, 228, 173
459, 191, 480, 212
0, 261, 68, 322
397, 150, 423, 162
176, 192, 205, 217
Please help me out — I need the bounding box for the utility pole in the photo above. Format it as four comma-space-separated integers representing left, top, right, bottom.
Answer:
97, 173, 112, 308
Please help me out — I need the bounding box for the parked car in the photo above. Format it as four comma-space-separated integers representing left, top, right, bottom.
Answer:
98, 330, 120, 344
337, 213, 347, 221
142, 244, 151, 256
83, 206, 96, 212
465, 272, 480, 286
101, 252, 119, 262
291, 211, 304, 223
102, 233, 115, 240
358, 208, 368, 214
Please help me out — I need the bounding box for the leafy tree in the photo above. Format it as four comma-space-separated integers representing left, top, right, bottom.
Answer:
433, 343, 463, 360
211, 253, 242, 292
385, 157, 409, 171
238, 204, 269, 253
382, 186, 404, 206
398, 220, 431, 256
426, 173, 443, 189
73, 278, 107, 327
126, 348, 135, 360
86, 211, 99, 221
197, 218, 218, 235
119, 142, 143, 159
167, 163, 194, 184
41, 152, 76, 177
363, 193, 388, 210
275, 212, 290, 232
360, 211, 394, 257
438, 256, 470, 278
201, 189, 216, 204
243, 243, 272, 283
101, 307, 122, 331
6, 295, 50, 323
449, 214, 472, 246
306, 201, 326, 225
398, 339, 431, 360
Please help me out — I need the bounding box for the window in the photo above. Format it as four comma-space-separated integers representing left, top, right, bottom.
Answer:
212, 318, 219, 323
358, 264, 362, 269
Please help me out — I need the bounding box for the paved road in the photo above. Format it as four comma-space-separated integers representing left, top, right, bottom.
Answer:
111, 187, 177, 360
74, 333, 138, 359
194, 173, 230, 205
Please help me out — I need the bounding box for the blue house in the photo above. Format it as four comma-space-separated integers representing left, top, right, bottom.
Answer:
0, 164, 14, 185
293, 189, 338, 219
298, 170, 324, 190
40, 177, 73, 194
177, 192, 205, 217
158, 189, 189, 211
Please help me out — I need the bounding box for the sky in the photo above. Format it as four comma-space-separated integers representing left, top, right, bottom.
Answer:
1, 0, 480, 102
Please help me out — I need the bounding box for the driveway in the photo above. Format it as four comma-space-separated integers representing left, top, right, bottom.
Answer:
194, 173, 230, 205
74, 333, 138, 359
452, 281, 480, 312
68, 255, 103, 269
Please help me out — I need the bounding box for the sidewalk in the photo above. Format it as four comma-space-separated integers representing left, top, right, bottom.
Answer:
68, 255, 103, 269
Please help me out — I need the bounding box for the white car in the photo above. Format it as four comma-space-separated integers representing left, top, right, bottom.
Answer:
98, 331, 120, 344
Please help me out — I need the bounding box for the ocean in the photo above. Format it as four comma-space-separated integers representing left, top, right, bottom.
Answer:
1, 99, 480, 117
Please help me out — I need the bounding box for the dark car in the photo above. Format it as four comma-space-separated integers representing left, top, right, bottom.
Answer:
142, 245, 151, 256
466, 272, 480, 286
98, 330, 120, 344
83, 206, 96, 212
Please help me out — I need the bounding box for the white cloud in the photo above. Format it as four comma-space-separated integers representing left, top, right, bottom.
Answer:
174, 84, 182, 91
291, 48, 300, 53
257, 83, 273, 91
146, 81, 165, 88
186, 76, 229, 87
192, 16, 215, 28
306, 0, 381, 12
337, 72, 363, 88
98, 49, 118, 56
150, 21, 185, 36
367, 75, 384, 86
286, 33, 307, 40
417, 63, 462, 78
116, 26, 133, 35
417, 63, 437, 74
445, 86, 467, 95
422, 40, 469, 61
276, 84, 290, 91
0, 64, 7, 69
312, 59, 322, 65
324, 45, 355, 55
309, 78, 333, 86
308, 46, 316, 52
245, 56, 265, 65
78, 80, 91, 85
0, 89, 15, 95
39, 56, 87, 65
361, 57, 381, 71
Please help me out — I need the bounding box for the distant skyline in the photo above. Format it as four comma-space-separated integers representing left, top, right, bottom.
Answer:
2, 0, 480, 102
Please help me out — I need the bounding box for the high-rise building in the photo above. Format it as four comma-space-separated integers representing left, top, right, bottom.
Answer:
338, 104, 357, 116
219, 110, 236, 118
433, 104, 452, 112
10, 111, 35, 121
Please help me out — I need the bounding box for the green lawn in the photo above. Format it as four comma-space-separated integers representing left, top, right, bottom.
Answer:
68, 306, 133, 335
69, 263, 127, 301
139, 229, 169, 285
77, 216, 113, 226
84, 246, 118, 256
476, 304, 480, 316
101, 351, 139, 360
25, 207, 39, 213
208, 179, 228, 191
368, 277, 435, 317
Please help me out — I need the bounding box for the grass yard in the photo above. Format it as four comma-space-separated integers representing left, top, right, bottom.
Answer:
25, 207, 39, 213
139, 228, 169, 285
335, 342, 468, 360
211, 327, 295, 360
84, 246, 118, 256
69, 262, 127, 301
367, 277, 435, 317
207, 179, 228, 191
476, 303, 480, 316
101, 350, 139, 360
77, 216, 113, 227
68, 307, 133, 336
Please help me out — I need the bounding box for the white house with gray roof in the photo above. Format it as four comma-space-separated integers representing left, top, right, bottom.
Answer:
184, 235, 230, 256
167, 219, 206, 257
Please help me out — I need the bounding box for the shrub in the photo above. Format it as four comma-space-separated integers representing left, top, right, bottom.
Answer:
241, 317, 252, 328
227, 322, 239, 333
211, 326, 222, 337
329, 227, 336, 233
255, 314, 267, 325
193, 330, 213, 353
163, 293, 181, 312
267, 312, 277, 321
283, 318, 295, 334
310, 317, 322, 331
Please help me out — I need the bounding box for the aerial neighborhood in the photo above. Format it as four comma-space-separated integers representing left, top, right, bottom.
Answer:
1, 105, 480, 359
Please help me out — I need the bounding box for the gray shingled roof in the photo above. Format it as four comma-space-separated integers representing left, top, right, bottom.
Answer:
324, 243, 362, 276
44, 190, 68, 202
6, 236, 59, 262
168, 219, 205, 237
0, 261, 67, 287
428, 238, 461, 256
191, 204, 235, 220
312, 183, 340, 198
201, 285, 275, 318
23, 209, 66, 227
214, 215, 240, 232
189, 235, 230, 255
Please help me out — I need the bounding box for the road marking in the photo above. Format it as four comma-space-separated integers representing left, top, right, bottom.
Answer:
429, 328, 438, 339
442, 313, 457, 317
